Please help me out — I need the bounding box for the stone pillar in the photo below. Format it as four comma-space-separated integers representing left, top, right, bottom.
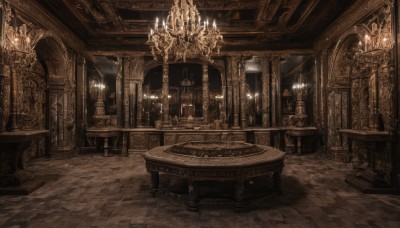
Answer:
232, 57, 240, 129
226, 58, 234, 127
116, 57, 122, 128
321, 50, 328, 137
261, 58, 270, 127
137, 81, 143, 127
202, 64, 209, 123
369, 65, 379, 130
130, 82, 137, 127
239, 60, 247, 129
76, 56, 87, 146
271, 57, 281, 127
220, 73, 227, 123
162, 63, 169, 124
7, 67, 19, 131
123, 57, 130, 128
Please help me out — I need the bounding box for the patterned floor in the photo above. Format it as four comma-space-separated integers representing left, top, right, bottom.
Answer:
1, 152, 400, 228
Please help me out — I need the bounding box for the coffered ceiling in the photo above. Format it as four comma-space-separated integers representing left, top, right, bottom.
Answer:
35, 0, 356, 52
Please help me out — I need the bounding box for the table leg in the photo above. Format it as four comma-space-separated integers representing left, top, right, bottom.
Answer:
122, 132, 128, 157
234, 180, 245, 212
103, 137, 109, 157
150, 171, 159, 197
273, 170, 282, 194
296, 136, 302, 155
187, 179, 198, 211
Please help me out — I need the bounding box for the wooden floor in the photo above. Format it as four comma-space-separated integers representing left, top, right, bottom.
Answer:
1, 152, 400, 227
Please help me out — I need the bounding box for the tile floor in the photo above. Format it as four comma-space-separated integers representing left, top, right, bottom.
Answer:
1, 152, 400, 227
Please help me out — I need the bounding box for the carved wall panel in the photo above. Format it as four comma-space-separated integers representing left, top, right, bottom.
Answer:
18, 60, 47, 162
20, 60, 46, 130
353, 78, 370, 130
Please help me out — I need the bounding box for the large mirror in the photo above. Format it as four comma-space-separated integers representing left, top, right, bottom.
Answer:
280, 55, 315, 127
245, 57, 262, 127
87, 56, 118, 127
143, 63, 222, 127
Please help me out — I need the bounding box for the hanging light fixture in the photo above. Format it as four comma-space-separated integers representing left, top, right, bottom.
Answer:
147, 0, 223, 63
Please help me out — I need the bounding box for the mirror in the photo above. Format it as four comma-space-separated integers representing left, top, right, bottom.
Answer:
143, 63, 222, 127
280, 55, 315, 127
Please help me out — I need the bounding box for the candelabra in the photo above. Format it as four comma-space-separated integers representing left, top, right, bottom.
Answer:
1, 10, 36, 131
147, 0, 223, 63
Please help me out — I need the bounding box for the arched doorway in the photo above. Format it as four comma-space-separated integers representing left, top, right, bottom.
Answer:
33, 35, 72, 157
327, 34, 361, 161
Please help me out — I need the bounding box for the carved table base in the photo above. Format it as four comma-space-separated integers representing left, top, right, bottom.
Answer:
339, 129, 399, 194
143, 141, 285, 211
0, 130, 48, 195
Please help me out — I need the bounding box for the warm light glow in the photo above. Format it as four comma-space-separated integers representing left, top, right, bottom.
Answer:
147, 0, 223, 63
292, 83, 306, 90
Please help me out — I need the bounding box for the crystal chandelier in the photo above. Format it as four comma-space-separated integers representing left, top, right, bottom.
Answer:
147, 0, 223, 63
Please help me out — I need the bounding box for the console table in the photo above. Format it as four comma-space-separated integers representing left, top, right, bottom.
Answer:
285, 127, 316, 155
0, 129, 48, 195
339, 129, 397, 194
143, 141, 285, 211
86, 128, 120, 156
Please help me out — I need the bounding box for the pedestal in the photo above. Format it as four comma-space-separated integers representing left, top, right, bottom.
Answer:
0, 130, 48, 195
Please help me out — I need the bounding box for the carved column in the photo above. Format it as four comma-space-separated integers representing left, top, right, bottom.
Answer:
226, 58, 233, 127
261, 58, 270, 127
76, 56, 87, 146
202, 64, 209, 123
369, 65, 379, 130
162, 63, 169, 124
123, 57, 130, 128
271, 57, 281, 127
231, 57, 240, 130
7, 66, 19, 131
137, 81, 143, 127
130, 82, 137, 127
239, 60, 247, 129
116, 57, 122, 128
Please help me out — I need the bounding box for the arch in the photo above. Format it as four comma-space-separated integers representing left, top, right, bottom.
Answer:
32, 30, 68, 82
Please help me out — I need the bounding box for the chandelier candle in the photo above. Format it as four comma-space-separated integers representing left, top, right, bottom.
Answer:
147, 0, 223, 63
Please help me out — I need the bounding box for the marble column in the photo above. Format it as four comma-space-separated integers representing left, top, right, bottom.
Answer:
137, 81, 143, 127
239, 60, 247, 129
8, 67, 19, 131
116, 57, 122, 128
226, 58, 234, 127
369, 65, 379, 130
123, 57, 130, 128
202, 64, 209, 123
76, 56, 87, 146
162, 64, 169, 124
130, 82, 137, 127
232, 57, 240, 129
271, 57, 281, 127
261, 58, 270, 127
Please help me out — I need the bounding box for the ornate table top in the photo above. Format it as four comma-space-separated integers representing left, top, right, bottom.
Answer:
0, 130, 49, 143
143, 141, 285, 168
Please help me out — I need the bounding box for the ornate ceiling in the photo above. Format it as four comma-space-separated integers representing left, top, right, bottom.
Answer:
35, 0, 357, 52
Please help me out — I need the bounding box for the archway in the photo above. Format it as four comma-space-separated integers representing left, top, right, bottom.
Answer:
327, 34, 361, 161
33, 36, 71, 157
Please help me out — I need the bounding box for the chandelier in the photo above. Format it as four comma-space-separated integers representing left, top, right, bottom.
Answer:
147, 0, 223, 63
